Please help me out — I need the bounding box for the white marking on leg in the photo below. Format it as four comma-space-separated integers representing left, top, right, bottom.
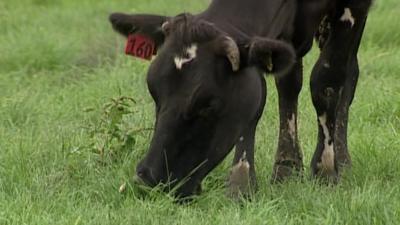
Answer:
240, 159, 250, 170
340, 8, 355, 28
288, 114, 296, 146
318, 113, 335, 172
174, 44, 197, 70
235, 152, 250, 171
228, 152, 250, 197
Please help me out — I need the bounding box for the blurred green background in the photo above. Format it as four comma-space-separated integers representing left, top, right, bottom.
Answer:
0, 0, 399, 224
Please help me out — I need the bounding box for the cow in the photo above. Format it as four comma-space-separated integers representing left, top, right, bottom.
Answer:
109, 0, 372, 198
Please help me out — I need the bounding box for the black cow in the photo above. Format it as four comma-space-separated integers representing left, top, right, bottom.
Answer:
109, 0, 372, 198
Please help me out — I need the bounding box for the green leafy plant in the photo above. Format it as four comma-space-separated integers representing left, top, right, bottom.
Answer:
83, 96, 151, 163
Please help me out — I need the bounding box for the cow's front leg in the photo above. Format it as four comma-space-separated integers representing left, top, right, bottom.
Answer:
227, 75, 266, 199
272, 61, 304, 182
310, 5, 369, 182
227, 127, 256, 199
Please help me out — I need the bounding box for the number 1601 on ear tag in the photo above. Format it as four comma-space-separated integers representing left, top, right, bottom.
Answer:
125, 34, 157, 61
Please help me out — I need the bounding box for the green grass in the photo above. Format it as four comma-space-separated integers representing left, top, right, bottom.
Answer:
0, 0, 399, 224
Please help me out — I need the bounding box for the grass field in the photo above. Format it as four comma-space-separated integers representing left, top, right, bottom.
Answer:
1, 0, 399, 224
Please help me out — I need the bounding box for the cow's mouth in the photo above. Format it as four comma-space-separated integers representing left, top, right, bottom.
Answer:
133, 170, 203, 198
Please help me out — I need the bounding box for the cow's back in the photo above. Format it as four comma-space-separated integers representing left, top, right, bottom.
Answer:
199, 0, 297, 41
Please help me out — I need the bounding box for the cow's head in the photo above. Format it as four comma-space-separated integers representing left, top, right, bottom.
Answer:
109, 12, 295, 197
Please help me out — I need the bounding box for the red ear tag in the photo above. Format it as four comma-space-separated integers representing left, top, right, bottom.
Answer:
125, 34, 157, 60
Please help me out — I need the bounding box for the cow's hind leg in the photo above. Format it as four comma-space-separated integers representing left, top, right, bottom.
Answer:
272, 61, 304, 182
310, 3, 370, 182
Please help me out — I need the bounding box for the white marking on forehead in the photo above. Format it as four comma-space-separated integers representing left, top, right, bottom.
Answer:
318, 113, 335, 172
186, 44, 197, 58
239, 136, 244, 142
340, 8, 355, 28
174, 44, 198, 70
288, 114, 296, 145
323, 62, 330, 68
174, 57, 190, 70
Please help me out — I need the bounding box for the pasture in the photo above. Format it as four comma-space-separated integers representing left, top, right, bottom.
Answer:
0, 0, 399, 224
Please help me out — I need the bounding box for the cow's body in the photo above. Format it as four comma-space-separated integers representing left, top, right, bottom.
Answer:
109, 0, 372, 198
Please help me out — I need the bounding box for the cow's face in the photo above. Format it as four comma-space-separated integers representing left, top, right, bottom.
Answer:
110, 13, 295, 197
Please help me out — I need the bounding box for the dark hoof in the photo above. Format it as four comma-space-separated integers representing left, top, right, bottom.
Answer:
311, 164, 339, 184
271, 160, 303, 183
337, 157, 352, 170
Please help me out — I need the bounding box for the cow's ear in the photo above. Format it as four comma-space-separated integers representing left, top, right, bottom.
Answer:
248, 37, 296, 76
109, 13, 169, 47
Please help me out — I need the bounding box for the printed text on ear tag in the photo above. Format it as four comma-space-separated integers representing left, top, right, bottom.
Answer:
125, 34, 157, 60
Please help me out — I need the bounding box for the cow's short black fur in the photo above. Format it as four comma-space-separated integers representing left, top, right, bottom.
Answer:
109, 0, 372, 197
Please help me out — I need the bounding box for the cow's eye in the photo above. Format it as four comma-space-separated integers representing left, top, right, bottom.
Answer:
198, 106, 214, 117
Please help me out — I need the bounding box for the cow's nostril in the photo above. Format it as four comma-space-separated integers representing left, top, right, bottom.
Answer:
136, 165, 153, 186
136, 168, 146, 179
136, 170, 144, 178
